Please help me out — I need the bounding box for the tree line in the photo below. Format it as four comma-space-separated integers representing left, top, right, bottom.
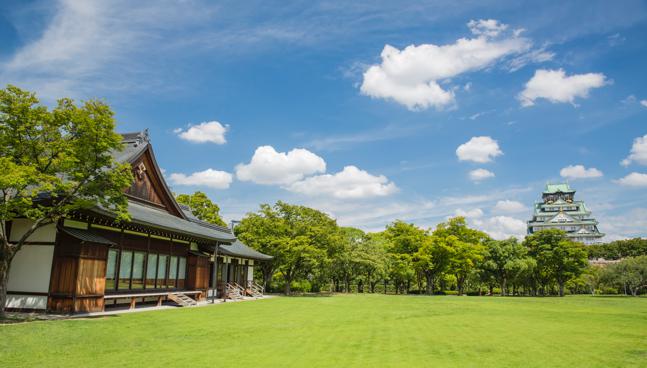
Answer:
229, 200, 646, 297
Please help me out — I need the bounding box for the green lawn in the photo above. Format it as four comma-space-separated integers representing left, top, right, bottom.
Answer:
1, 295, 646, 368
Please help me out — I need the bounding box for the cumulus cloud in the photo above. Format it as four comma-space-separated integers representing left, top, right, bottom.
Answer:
493, 200, 526, 213
615, 172, 647, 187
456, 136, 503, 163
641, 100, 647, 108
287, 165, 398, 199
621, 134, 647, 166
518, 69, 608, 107
236, 146, 326, 185
169, 169, 233, 189
559, 165, 603, 180
473, 216, 527, 240
454, 208, 484, 219
360, 19, 531, 110
469, 168, 495, 182
175, 121, 228, 144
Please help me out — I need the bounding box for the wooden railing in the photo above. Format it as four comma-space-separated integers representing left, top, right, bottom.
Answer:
225, 283, 243, 300
249, 281, 264, 298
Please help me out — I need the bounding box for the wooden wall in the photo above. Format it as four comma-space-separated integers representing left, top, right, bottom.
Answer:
48, 231, 108, 314
186, 254, 209, 300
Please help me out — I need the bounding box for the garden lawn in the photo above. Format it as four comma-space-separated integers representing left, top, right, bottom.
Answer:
1, 294, 646, 368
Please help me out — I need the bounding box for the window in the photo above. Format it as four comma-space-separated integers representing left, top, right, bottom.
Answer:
118, 251, 133, 290
156, 255, 167, 288
106, 249, 118, 290
177, 257, 186, 289
146, 254, 157, 289
131, 252, 145, 289
168, 256, 178, 288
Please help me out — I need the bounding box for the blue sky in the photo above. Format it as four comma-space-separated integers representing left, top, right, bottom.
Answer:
1, 0, 646, 239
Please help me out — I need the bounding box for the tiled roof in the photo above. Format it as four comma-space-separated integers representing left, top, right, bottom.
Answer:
543, 183, 574, 193
60, 227, 116, 246
219, 240, 273, 261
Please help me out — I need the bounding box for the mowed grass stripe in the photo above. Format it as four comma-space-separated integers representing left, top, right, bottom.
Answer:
1, 295, 645, 368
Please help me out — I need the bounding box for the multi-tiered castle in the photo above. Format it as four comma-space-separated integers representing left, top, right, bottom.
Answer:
527, 183, 604, 245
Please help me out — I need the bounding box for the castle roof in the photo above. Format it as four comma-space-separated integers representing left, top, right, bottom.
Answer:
543, 183, 574, 194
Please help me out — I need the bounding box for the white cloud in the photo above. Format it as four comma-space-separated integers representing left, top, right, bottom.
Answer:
287, 165, 398, 199
518, 69, 608, 107
456, 136, 503, 163
493, 200, 527, 213
0, 1, 214, 100
169, 169, 233, 189
175, 121, 228, 144
506, 46, 554, 72
467, 19, 508, 37
360, 19, 531, 110
473, 216, 527, 240
641, 100, 647, 108
454, 208, 484, 219
621, 134, 647, 166
469, 168, 495, 182
236, 146, 326, 185
615, 172, 647, 187
559, 165, 603, 180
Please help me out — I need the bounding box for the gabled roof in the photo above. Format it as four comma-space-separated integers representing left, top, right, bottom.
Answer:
114, 130, 186, 219
549, 212, 575, 223
543, 183, 574, 194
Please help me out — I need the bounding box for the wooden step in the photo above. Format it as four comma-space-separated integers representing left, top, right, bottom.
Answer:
168, 293, 198, 307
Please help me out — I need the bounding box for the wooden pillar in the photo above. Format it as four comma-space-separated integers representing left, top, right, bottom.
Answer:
210, 243, 219, 303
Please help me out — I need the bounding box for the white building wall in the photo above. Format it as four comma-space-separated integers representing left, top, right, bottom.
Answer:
6, 219, 57, 310
247, 265, 254, 282
10, 219, 56, 243
7, 245, 55, 292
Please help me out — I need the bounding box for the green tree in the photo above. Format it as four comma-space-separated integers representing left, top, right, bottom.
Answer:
587, 238, 647, 260
524, 229, 588, 296
0, 85, 133, 317
235, 201, 338, 295
602, 256, 647, 296
434, 217, 489, 295
414, 234, 453, 295
481, 237, 529, 296
176, 191, 226, 226
384, 220, 426, 293
360, 233, 389, 293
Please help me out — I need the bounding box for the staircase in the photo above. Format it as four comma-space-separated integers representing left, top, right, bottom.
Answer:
225, 283, 243, 300
168, 292, 198, 307
249, 282, 265, 298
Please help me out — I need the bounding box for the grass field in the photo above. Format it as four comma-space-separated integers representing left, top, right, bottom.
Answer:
1, 295, 646, 368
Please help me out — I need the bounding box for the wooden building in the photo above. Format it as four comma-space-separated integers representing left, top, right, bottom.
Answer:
5, 130, 271, 314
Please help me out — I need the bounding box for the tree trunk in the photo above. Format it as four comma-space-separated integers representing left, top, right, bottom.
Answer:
501, 277, 507, 296
261, 263, 273, 291
383, 280, 387, 294
0, 257, 11, 320
425, 273, 433, 295
558, 282, 565, 297
284, 279, 291, 295
0, 248, 14, 319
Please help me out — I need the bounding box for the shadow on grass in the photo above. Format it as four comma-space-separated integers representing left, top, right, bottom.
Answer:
278, 292, 334, 298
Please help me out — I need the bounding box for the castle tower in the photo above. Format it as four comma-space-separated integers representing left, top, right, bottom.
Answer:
527, 183, 605, 245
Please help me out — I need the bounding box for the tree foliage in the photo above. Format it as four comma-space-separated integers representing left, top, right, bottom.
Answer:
176, 191, 226, 226
0, 85, 133, 316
